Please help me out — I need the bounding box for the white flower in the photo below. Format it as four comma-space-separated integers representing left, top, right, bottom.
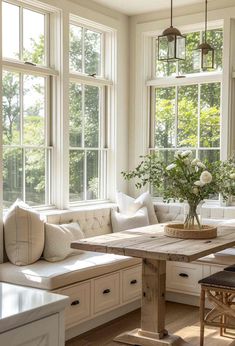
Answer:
197, 162, 206, 169
191, 158, 200, 166
183, 158, 190, 165
200, 171, 212, 185
194, 180, 205, 187
166, 163, 176, 171
230, 173, 235, 180
181, 150, 192, 158
192, 187, 199, 195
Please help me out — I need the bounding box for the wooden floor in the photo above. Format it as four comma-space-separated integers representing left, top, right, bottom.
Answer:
66, 302, 235, 346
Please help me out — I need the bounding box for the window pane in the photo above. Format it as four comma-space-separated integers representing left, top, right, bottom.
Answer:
3, 148, 23, 208
155, 87, 175, 148
25, 149, 45, 205
69, 25, 82, 72
69, 83, 82, 147
23, 75, 45, 145
200, 83, 220, 148
179, 32, 200, 74
87, 150, 99, 200
2, 2, 19, 60
84, 29, 101, 76
199, 149, 220, 163
2, 71, 20, 145
69, 150, 85, 201
84, 85, 100, 147
23, 9, 45, 65
178, 85, 198, 147
203, 29, 223, 71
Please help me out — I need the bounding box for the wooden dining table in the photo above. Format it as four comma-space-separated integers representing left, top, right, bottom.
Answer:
71, 223, 235, 346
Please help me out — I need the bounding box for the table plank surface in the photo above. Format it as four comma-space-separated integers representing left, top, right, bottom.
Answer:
71, 224, 235, 262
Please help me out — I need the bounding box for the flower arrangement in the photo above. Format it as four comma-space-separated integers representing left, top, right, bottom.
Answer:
122, 151, 235, 230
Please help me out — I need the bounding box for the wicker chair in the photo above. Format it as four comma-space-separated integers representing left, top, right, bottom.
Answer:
199, 271, 235, 346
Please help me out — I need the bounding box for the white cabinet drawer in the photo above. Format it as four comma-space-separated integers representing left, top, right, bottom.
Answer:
122, 265, 142, 303
210, 264, 224, 275
60, 281, 91, 327
94, 273, 120, 314
166, 262, 203, 294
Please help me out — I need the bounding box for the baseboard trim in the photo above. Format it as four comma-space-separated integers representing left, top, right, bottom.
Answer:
65, 299, 141, 341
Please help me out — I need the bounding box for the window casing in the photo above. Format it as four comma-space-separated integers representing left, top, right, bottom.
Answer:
2, 0, 55, 208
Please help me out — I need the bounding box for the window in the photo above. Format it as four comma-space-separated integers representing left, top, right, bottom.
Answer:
151, 28, 222, 163
2, 1, 54, 208
150, 28, 223, 196
69, 21, 109, 203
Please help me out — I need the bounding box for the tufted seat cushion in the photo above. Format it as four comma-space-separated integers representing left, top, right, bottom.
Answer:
154, 203, 184, 223
0, 251, 141, 290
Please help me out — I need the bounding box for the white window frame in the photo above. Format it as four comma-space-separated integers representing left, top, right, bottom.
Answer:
68, 15, 114, 205
1, 0, 58, 209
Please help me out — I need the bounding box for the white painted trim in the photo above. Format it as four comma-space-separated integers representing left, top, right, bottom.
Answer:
2, 60, 58, 76
69, 72, 112, 86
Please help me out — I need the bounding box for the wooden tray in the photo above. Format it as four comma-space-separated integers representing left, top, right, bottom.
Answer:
164, 223, 217, 239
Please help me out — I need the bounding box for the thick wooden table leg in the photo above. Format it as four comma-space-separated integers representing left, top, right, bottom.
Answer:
114, 259, 189, 346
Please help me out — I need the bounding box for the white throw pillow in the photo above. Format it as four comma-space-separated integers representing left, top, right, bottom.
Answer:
4, 199, 44, 266
116, 191, 158, 224
111, 207, 149, 232
43, 222, 85, 262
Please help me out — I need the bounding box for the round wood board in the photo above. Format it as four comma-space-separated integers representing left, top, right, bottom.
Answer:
164, 223, 217, 239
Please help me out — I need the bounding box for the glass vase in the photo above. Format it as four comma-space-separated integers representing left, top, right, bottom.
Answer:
184, 203, 201, 230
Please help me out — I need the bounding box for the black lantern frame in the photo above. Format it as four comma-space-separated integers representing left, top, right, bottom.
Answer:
157, 0, 186, 62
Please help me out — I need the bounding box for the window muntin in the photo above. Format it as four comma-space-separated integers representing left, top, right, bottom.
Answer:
69, 23, 102, 76
155, 28, 223, 77
2, 1, 53, 209
2, 1, 46, 65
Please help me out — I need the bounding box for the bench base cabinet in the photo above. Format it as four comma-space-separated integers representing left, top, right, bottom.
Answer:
54, 264, 142, 332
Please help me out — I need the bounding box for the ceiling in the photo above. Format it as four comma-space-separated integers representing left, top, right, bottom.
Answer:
92, 0, 214, 16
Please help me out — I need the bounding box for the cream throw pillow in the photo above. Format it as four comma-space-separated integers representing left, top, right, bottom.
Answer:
4, 199, 44, 266
116, 191, 158, 224
111, 207, 149, 232
43, 222, 85, 262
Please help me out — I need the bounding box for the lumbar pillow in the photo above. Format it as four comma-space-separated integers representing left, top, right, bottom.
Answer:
4, 199, 44, 266
116, 191, 158, 224
111, 207, 149, 232
43, 222, 85, 262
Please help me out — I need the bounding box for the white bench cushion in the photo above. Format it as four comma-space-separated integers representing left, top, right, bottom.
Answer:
196, 248, 235, 266
0, 252, 141, 290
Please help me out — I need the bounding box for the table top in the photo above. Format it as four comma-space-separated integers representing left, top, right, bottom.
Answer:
0, 282, 69, 334
71, 224, 235, 262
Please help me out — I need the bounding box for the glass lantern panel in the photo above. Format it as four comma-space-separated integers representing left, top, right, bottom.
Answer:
193, 50, 201, 71
168, 38, 175, 59
176, 36, 185, 60
202, 49, 214, 70
158, 36, 169, 60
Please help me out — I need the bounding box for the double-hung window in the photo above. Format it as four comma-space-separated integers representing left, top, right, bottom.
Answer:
2, 1, 56, 208
69, 19, 110, 203
149, 28, 223, 196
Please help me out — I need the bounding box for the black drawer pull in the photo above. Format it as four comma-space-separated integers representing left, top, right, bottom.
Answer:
130, 279, 137, 285
71, 300, 80, 306
179, 273, 189, 278
103, 288, 111, 294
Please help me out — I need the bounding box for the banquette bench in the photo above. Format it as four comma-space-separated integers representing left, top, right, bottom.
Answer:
1, 202, 235, 339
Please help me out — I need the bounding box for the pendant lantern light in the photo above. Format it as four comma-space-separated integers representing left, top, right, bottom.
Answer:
158, 0, 186, 62
197, 0, 215, 70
